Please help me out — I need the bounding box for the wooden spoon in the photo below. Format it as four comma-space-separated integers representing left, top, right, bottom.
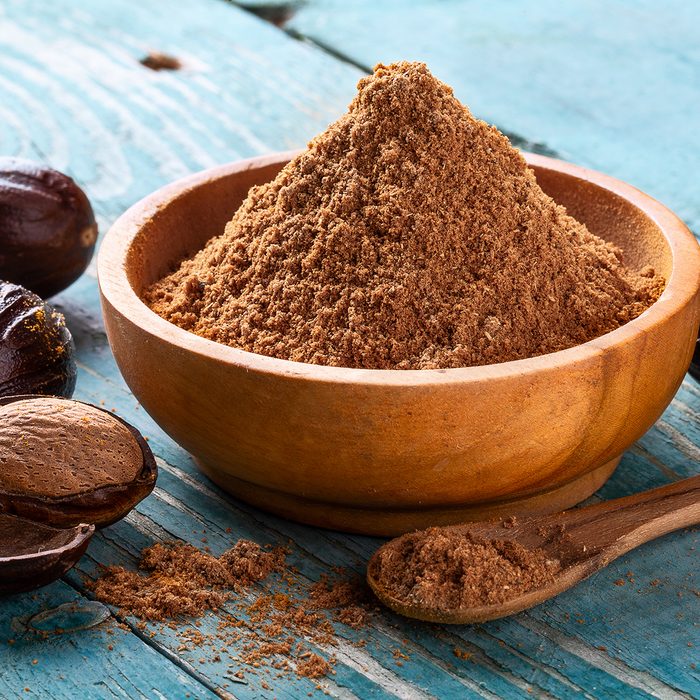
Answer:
367, 475, 700, 624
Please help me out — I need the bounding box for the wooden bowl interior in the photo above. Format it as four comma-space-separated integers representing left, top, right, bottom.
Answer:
125, 160, 673, 297
125, 160, 286, 294
534, 168, 672, 276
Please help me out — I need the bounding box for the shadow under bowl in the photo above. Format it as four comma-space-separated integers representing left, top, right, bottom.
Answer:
98, 152, 700, 536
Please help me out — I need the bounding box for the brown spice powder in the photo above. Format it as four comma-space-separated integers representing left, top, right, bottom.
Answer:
308, 574, 371, 628
145, 61, 663, 370
89, 539, 367, 681
89, 540, 285, 621
368, 527, 560, 611
295, 654, 333, 679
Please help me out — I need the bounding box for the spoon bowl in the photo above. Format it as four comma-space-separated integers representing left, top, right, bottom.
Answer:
367, 475, 700, 623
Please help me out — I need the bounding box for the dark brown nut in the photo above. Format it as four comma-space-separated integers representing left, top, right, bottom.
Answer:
0, 513, 93, 595
0, 281, 76, 398
0, 395, 157, 528
0, 158, 98, 298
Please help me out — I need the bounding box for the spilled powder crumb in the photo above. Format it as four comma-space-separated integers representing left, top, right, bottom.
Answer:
139, 51, 181, 71
308, 574, 371, 628
296, 653, 333, 679
146, 61, 663, 370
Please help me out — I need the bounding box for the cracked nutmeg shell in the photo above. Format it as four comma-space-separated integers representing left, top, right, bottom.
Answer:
0, 158, 98, 298
0, 513, 94, 595
0, 395, 157, 528
0, 281, 77, 398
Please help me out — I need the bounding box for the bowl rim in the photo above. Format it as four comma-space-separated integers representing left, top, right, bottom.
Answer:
98, 151, 700, 387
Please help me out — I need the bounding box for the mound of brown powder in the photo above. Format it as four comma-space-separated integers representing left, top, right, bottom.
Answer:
145, 61, 663, 369
368, 527, 560, 611
89, 540, 286, 620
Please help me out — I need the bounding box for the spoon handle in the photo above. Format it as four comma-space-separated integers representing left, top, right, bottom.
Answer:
563, 474, 700, 561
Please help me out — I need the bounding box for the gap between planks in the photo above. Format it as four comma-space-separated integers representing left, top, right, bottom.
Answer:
518, 618, 694, 700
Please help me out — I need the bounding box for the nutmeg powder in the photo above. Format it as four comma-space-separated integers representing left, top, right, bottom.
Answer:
89, 540, 286, 620
89, 538, 373, 681
146, 61, 663, 369
368, 527, 560, 611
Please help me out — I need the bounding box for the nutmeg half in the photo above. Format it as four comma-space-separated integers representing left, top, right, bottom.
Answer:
0, 158, 98, 298
0, 282, 77, 398
0, 395, 157, 528
0, 513, 94, 594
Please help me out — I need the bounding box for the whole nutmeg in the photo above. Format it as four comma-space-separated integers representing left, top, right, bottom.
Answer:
0, 395, 157, 528
0, 158, 98, 297
0, 281, 76, 398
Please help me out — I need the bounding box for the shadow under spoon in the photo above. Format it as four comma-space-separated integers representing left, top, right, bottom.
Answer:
367, 475, 700, 624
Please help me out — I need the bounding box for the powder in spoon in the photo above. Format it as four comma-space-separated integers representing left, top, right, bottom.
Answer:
145, 61, 663, 370
368, 527, 560, 611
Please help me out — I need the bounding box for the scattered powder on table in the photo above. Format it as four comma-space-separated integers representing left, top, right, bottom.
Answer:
309, 574, 370, 628
88, 539, 374, 682
89, 540, 286, 620
296, 654, 333, 679
368, 527, 560, 611
145, 61, 663, 370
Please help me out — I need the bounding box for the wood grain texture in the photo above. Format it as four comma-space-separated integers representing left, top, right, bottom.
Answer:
0, 579, 219, 699
0, 0, 698, 698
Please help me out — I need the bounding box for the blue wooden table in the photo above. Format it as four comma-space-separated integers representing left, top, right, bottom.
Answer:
1, 1, 698, 697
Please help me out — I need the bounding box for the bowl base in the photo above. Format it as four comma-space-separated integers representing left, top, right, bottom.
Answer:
195, 456, 621, 536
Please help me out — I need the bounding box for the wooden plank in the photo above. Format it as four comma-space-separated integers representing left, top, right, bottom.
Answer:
0, 581, 219, 699
0, 0, 362, 221
0, 0, 361, 697
1, 0, 698, 698
287, 0, 700, 234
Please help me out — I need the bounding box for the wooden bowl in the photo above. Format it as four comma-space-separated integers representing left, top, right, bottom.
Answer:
98, 152, 700, 536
